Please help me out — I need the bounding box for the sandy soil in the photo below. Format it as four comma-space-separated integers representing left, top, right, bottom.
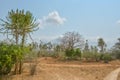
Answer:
118, 72, 120, 80
103, 68, 120, 80
4, 57, 120, 80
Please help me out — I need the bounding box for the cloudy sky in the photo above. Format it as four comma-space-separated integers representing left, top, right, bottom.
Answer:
0, 0, 120, 48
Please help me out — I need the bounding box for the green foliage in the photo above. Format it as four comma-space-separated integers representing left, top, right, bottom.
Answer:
82, 51, 112, 62
102, 53, 112, 63
92, 52, 101, 61
112, 52, 120, 59
97, 38, 106, 53
0, 9, 38, 73
65, 48, 81, 59
111, 38, 120, 59
82, 51, 95, 61
0, 42, 29, 75
0, 9, 39, 45
65, 49, 74, 58
74, 48, 81, 59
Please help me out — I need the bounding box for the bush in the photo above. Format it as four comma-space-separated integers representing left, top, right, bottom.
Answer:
103, 53, 112, 63
92, 52, 100, 61
82, 52, 107, 62
65, 48, 81, 60
111, 50, 120, 59
82, 52, 94, 61
0, 43, 29, 75
74, 48, 81, 59
65, 49, 74, 59
0, 43, 15, 75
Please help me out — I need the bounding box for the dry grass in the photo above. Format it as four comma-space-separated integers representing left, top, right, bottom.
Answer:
5, 57, 120, 80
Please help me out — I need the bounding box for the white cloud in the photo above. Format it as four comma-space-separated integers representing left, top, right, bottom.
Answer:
43, 11, 66, 25
37, 11, 66, 28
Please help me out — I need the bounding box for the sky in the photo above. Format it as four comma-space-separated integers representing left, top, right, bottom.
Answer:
0, 0, 120, 48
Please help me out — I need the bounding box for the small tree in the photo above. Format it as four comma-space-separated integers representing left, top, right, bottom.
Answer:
111, 38, 120, 59
91, 46, 99, 61
74, 48, 82, 60
83, 40, 90, 60
97, 38, 106, 53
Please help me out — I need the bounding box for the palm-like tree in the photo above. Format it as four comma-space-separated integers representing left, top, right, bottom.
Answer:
98, 38, 106, 53
19, 11, 38, 47
0, 9, 39, 74
0, 9, 38, 45
0, 9, 20, 44
0, 9, 24, 74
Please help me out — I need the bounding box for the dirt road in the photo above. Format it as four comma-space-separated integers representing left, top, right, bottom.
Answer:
103, 68, 120, 80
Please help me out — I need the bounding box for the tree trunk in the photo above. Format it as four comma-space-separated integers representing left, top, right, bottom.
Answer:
19, 33, 25, 74
19, 60, 23, 74
21, 33, 25, 47
14, 60, 18, 74
14, 31, 19, 75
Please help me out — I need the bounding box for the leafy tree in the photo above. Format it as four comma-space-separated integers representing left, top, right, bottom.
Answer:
111, 38, 120, 59
90, 46, 100, 61
97, 38, 106, 53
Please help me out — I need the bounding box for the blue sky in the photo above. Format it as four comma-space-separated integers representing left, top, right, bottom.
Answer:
1, 0, 120, 48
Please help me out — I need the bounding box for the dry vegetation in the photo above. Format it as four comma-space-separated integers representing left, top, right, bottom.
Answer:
1, 57, 119, 80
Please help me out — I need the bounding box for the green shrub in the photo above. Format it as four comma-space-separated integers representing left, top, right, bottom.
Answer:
103, 53, 112, 63
92, 53, 101, 61
0, 43, 14, 75
65, 48, 81, 60
83, 51, 102, 62
0, 43, 29, 75
111, 50, 120, 59
82, 51, 93, 61
74, 48, 81, 59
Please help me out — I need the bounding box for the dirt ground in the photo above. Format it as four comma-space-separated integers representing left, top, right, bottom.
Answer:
118, 72, 120, 80
4, 57, 120, 80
